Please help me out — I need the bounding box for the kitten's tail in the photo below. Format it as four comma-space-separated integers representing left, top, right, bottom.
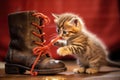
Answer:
107, 58, 120, 68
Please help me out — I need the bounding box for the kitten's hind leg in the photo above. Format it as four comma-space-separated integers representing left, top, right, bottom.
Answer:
86, 67, 99, 74
86, 63, 100, 74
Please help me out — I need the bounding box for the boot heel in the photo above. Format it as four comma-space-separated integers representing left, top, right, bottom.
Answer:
5, 63, 26, 74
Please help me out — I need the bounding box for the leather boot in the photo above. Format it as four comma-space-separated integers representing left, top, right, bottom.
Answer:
5, 11, 66, 75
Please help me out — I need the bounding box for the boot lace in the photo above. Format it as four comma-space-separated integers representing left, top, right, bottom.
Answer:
30, 12, 61, 76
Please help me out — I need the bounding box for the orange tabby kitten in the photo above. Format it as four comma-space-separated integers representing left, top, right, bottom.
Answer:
52, 13, 120, 74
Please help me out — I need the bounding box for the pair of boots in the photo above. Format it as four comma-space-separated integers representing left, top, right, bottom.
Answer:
5, 11, 66, 75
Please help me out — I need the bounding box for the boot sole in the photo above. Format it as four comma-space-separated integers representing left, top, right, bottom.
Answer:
5, 63, 67, 75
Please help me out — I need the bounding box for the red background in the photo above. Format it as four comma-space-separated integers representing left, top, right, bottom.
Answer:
0, 0, 120, 61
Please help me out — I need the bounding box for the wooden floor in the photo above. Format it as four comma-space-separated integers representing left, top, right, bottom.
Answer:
0, 60, 120, 80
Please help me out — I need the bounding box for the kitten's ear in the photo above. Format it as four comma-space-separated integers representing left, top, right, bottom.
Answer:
52, 13, 60, 23
69, 18, 80, 27
52, 13, 59, 19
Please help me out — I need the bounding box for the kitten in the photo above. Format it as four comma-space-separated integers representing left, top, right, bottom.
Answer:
52, 13, 120, 74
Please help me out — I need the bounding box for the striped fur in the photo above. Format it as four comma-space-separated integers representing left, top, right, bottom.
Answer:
52, 13, 118, 74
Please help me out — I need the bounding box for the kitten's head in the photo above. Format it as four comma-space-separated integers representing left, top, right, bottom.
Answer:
52, 13, 84, 40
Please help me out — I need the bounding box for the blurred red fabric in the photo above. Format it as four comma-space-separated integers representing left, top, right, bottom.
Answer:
0, 0, 120, 61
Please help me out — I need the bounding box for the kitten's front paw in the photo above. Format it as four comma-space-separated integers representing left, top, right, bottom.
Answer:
86, 68, 99, 74
54, 41, 62, 46
73, 67, 85, 74
57, 47, 72, 56
53, 40, 67, 47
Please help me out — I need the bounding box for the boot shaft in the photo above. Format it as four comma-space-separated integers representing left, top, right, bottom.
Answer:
8, 11, 42, 51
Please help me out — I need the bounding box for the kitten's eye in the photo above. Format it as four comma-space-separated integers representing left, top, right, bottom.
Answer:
63, 30, 67, 34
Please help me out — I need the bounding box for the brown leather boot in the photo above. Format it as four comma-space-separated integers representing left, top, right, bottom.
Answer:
5, 11, 66, 75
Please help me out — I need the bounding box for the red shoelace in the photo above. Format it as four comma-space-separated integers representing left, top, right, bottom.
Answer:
30, 12, 61, 76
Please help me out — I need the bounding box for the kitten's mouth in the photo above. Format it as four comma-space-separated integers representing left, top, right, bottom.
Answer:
58, 35, 69, 40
